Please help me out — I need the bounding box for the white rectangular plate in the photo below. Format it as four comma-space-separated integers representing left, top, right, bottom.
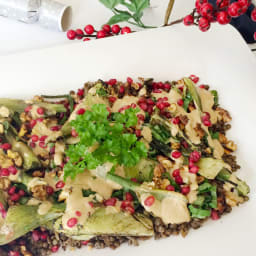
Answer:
0, 24, 255, 256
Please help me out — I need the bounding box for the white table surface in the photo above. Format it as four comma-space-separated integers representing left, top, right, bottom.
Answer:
0, 0, 255, 56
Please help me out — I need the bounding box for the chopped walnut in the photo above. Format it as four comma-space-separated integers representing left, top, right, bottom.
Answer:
216, 107, 232, 123
194, 123, 205, 139
159, 178, 170, 190
204, 147, 212, 154
188, 104, 195, 112
225, 140, 237, 152
0, 153, 14, 168
167, 103, 177, 113
0, 177, 11, 190
7, 150, 23, 167
219, 133, 228, 144
32, 170, 45, 177
157, 155, 173, 169
179, 115, 189, 125
171, 142, 180, 150
31, 185, 48, 201
153, 164, 165, 188
196, 175, 205, 184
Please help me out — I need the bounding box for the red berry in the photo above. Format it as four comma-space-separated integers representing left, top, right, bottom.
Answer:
172, 117, 180, 125
200, 3, 214, 18
181, 186, 190, 195
10, 193, 20, 202
111, 24, 121, 34
102, 24, 111, 33
195, 0, 208, 11
166, 185, 175, 191
104, 197, 117, 206
251, 8, 256, 21
76, 29, 84, 40
125, 192, 134, 201
56, 181, 65, 189
1, 168, 10, 176
198, 17, 210, 32
228, 2, 243, 17
183, 15, 194, 26
177, 99, 184, 106
67, 217, 78, 228
144, 195, 155, 206
8, 166, 18, 175
97, 30, 106, 39
175, 175, 183, 185
75, 211, 82, 217
172, 169, 180, 177
238, 0, 250, 7
171, 151, 182, 159
77, 108, 85, 115
67, 30, 76, 40
8, 186, 16, 195
217, 11, 231, 25
0, 143, 11, 150
109, 96, 117, 103
189, 74, 199, 83
139, 102, 148, 111
84, 24, 94, 35
216, 0, 230, 8
83, 38, 91, 41
135, 129, 141, 137
189, 165, 199, 174
211, 210, 219, 220
51, 245, 59, 253
121, 26, 132, 34
8, 251, 20, 256
127, 77, 133, 84
108, 78, 117, 86
37, 107, 44, 115
77, 88, 84, 96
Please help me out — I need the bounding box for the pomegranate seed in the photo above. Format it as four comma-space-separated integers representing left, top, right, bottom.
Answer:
217, 11, 231, 25
138, 97, 147, 104
211, 210, 219, 220
108, 79, 117, 86
50, 146, 55, 154
31, 135, 39, 142
67, 30, 76, 40
37, 107, 44, 115
39, 142, 46, 148
84, 24, 94, 35
137, 114, 145, 121
228, 2, 243, 17
183, 14, 194, 25
75, 211, 82, 217
75, 29, 84, 40
8, 186, 16, 195
77, 108, 85, 115
135, 129, 141, 137
102, 24, 111, 33
18, 190, 25, 196
172, 117, 180, 125
97, 30, 106, 38
153, 88, 162, 93
109, 96, 117, 103
181, 186, 190, 195
139, 102, 148, 111
254, 32, 256, 41
177, 99, 184, 106
82, 240, 89, 246
39, 135, 47, 142
119, 86, 125, 94
144, 195, 155, 207
131, 178, 138, 183
175, 175, 183, 185
189, 165, 199, 174
189, 75, 199, 83
147, 106, 154, 115
251, 8, 256, 21
88, 201, 94, 208
156, 102, 165, 110
51, 245, 59, 253
164, 83, 171, 91
199, 84, 205, 89
190, 151, 201, 162
50, 126, 61, 131
37, 118, 44, 122
203, 119, 212, 127
56, 181, 65, 189
77, 88, 84, 96
166, 185, 175, 191
71, 129, 78, 137
46, 186, 54, 195
171, 151, 182, 159
198, 17, 210, 32
8, 251, 20, 256
10, 193, 20, 202
0, 143, 11, 150
172, 169, 180, 177
182, 140, 189, 148
125, 192, 134, 201
40, 231, 48, 240
30, 119, 37, 128
0, 202, 5, 211
127, 77, 133, 84
121, 26, 132, 34
125, 205, 135, 214
147, 98, 155, 106
104, 197, 117, 206
1, 168, 10, 176
1, 210, 6, 219
24, 105, 32, 113
111, 24, 121, 34
67, 217, 78, 228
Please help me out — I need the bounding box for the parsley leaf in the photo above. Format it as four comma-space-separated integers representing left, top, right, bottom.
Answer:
64, 104, 148, 180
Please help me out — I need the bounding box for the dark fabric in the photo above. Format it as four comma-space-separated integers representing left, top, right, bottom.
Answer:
208, 0, 256, 43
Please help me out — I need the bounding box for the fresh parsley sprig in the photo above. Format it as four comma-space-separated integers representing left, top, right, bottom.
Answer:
64, 104, 148, 180
99, 0, 156, 28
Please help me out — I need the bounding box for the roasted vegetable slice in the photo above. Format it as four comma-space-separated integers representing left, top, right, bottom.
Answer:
54, 207, 153, 237
0, 204, 65, 245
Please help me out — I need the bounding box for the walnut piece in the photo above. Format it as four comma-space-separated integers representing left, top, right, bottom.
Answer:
31, 185, 47, 201
0, 177, 11, 190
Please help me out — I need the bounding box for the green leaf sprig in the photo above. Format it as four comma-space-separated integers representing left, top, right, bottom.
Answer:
99, 0, 155, 28
64, 104, 148, 180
